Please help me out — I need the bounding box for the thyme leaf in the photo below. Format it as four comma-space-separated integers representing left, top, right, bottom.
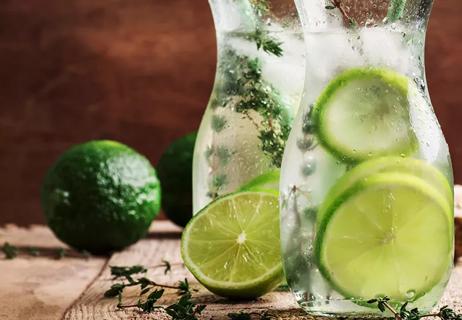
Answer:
368, 296, 462, 320
2, 242, 18, 259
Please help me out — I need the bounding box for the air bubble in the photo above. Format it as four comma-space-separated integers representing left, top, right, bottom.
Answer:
405, 290, 416, 299
301, 156, 316, 176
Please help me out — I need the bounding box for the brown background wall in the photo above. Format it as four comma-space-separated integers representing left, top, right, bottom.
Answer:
0, 0, 461, 225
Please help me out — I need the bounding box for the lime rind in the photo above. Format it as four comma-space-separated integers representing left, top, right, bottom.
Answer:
239, 170, 280, 193
181, 191, 284, 298
318, 157, 453, 223
315, 172, 452, 303
312, 68, 417, 162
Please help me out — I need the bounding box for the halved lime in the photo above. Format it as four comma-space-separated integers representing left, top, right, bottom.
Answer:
181, 192, 283, 298
320, 157, 452, 221
313, 68, 417, 162
315, 172, 452, 302
239, 170, 280, 195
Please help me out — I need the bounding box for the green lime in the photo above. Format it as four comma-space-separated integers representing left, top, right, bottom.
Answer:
181, 191, 283, 298
320, 157, 452, 222
157, 132, 196, 227
239, 169, 280, 195
315, 172, 452, 302
41, 140, 161, 253
312, 68, 417, 162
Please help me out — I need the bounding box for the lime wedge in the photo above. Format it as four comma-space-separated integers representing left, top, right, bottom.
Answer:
313, 68, 417, 162
320, 157, 452, 221
181, 192, 283, 298
315, 172, 452, 302
239, 170, 280, 195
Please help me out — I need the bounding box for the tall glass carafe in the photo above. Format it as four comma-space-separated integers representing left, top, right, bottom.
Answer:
280, 0, 454, 316
193, 0, 305, 213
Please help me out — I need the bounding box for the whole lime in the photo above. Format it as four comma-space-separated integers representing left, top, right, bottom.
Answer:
41, 140, 161, 253
157, 132, 196, 227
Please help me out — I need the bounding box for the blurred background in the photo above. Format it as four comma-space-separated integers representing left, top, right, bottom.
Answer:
0, 0, 461, 225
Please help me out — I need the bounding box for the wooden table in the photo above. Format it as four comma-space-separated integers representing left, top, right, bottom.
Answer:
1, 221, 461, 319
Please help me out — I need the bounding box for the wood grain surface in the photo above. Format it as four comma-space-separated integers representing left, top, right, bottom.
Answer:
1, 220, 461, 320
0, 0, 461, 226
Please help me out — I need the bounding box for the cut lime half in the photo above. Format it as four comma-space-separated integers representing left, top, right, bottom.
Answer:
313, 68, 417, 162
319, 157, 453, 222
181, 192, 283, 298
315, 172, 452, 302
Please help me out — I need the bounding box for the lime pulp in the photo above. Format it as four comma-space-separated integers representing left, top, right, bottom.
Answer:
315, 172, 452, 302
181, 192, 283, 298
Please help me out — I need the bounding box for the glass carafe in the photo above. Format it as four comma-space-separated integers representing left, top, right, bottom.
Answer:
280, 0, 454, 316
193, 0, 305, 213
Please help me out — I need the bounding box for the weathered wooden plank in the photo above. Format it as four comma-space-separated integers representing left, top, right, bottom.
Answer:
64, 220, 462, 320
0, 225, 107, 320
1, 188, 461, 320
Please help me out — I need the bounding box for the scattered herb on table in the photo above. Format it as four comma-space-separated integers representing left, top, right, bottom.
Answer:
247, 28, 283, 57
1, 242, 90, 260
161, 259, 172, 275
368, 296, 462, 320
2, 242, 18, 259
105, 264, 205, 319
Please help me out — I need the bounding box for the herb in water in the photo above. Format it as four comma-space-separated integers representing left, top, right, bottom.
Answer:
213, 50, 290, 168
205, 0, 287, 199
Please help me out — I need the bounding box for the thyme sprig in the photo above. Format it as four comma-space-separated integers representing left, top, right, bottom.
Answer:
2, 242, 17, 259
104, 265, 182, 299
214, 50, 290, 167
247, 28, 283, 57
368, 297, 462, 320
105, 264, 205, 319
1, 242, 90, 260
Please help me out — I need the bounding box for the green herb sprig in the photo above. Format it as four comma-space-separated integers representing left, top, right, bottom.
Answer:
248, 28, 283, 57
368, 297, 462, 320
105, 264, 205, 319
1, 242, 90, 260
2, 242, 17, 259
251, 0, 270, 17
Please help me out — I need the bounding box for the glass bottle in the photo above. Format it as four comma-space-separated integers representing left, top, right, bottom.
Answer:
193, 0, 305, 213
280, 0, 454, 316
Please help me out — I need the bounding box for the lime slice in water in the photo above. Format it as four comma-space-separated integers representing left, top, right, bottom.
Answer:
239, 170, 280, 195
313, 68, 417, 162
315, 172, 452, 302
320, 157, 452, 221
181, 192, 283, 298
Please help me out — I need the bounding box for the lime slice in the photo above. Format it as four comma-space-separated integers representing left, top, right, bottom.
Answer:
181, 192, 283, 298
320, 157, 452, 220
239, 170, 280, 195
315, 172, 452, 302
313, 68, 417, 162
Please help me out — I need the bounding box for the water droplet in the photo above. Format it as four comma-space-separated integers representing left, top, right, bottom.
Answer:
405, 290, 416, 299
301, 157, 316, 176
